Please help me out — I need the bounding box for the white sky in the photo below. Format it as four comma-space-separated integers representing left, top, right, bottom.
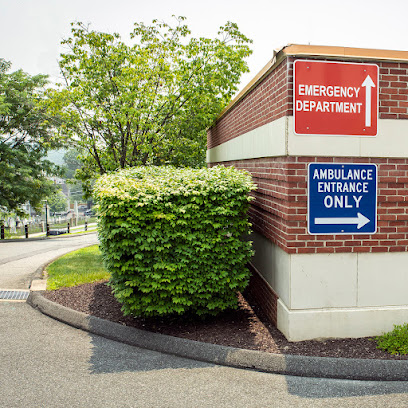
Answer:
1, 0, 407, 93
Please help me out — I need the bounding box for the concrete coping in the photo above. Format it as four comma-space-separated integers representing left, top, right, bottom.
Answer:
27, 291, 408, 381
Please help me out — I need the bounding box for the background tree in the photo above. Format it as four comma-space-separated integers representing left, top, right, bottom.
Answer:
62, 148, 86, 202
63, 148, 82, 180
46, 17, 252, 193
47, 189, 67, 213
0, 59, 62, 215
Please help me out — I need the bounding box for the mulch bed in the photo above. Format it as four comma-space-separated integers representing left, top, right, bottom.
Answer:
43, 281, 408, 360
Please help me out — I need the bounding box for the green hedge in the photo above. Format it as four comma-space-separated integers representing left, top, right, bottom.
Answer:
94, 165, 256, 318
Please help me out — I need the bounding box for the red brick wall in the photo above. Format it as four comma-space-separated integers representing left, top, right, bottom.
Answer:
244, 263, 278, 326
207, 55, 408, 255
207, 58, 293, 149
379, 62, 408, 119
207, 57, 408, 149
212, 156, 408, 254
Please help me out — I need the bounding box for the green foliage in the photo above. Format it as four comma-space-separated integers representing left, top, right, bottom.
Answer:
47, 245, 109, 290
62, 148, 82, 180
45, 17, 252, 194
62, 148, 87, 201
95, 165, 255, 318
376, 323, 408, 355
0, 58, 62, 215
47, 189, 67, 213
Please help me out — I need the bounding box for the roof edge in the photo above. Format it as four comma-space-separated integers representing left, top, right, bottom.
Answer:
284, 44, 408, 61
213, 44, 408, 124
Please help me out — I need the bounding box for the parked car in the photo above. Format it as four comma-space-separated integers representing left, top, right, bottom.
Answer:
48, 229, 67, 236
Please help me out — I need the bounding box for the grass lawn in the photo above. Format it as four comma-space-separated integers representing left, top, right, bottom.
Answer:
46, 245, 110, 290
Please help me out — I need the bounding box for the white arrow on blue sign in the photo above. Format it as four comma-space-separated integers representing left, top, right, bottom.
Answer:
308, 163, 377, 235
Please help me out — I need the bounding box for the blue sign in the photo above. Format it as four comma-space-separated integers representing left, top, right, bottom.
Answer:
308, 163, 377, 235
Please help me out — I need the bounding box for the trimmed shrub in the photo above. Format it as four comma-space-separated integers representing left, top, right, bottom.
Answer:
376, 323, 408, 355
94, 165, 256, 318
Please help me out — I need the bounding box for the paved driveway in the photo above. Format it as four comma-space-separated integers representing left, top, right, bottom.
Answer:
0, 302, 408, 408
1, 302, 408, 408
0, 233, 407, 407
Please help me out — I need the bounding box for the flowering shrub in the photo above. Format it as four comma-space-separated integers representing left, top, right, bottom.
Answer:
94, 166, 255, 318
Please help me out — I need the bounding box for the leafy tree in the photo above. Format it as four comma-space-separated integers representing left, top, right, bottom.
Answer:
0, 59, 62, 216
63, 148, 82, 180
61, 148, 86, 201
47, 189, 67, 213
46, 17, 252, 192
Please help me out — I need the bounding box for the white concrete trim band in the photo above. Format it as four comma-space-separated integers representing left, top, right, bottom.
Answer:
277, 300, 408, 342
250, 231, 408, 341
207, 117, 408, 162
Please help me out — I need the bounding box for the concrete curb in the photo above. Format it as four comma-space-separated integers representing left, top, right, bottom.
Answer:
27, 291, 408, 381
30, 279, 47, 291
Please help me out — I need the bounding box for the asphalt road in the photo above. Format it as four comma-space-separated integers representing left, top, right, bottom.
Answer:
0, 234, 407, 407
1, 302, 408, 408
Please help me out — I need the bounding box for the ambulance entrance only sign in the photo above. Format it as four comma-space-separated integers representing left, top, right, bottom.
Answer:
294, 60, 379, 136
308, 163, 377, 235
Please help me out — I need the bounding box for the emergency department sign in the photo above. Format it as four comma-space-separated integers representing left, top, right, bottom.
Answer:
294, 60, 379, 136
308, 163, 377, 235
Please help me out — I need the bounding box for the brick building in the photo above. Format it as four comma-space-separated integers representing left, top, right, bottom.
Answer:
207, 44, 408, 341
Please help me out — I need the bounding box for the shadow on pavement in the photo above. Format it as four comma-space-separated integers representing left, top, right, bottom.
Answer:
87, 332, 214, 375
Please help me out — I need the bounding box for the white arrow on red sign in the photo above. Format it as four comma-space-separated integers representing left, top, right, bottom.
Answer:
362, 75, 376, 127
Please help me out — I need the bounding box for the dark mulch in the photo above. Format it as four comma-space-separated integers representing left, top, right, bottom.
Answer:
43, 281, 408, 360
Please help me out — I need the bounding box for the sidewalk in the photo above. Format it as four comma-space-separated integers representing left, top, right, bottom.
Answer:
2, 223, 98, 240
31, 223, 98, 238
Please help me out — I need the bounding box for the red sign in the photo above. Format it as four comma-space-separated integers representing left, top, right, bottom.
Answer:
294, 60, 379, 136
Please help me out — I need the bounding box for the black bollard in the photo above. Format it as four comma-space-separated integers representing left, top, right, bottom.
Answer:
1, 225, 4, 240
46, 223, 50, 237
67, 223, 70, 234
25, 225, 29, 239
85, 221, 88, 232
